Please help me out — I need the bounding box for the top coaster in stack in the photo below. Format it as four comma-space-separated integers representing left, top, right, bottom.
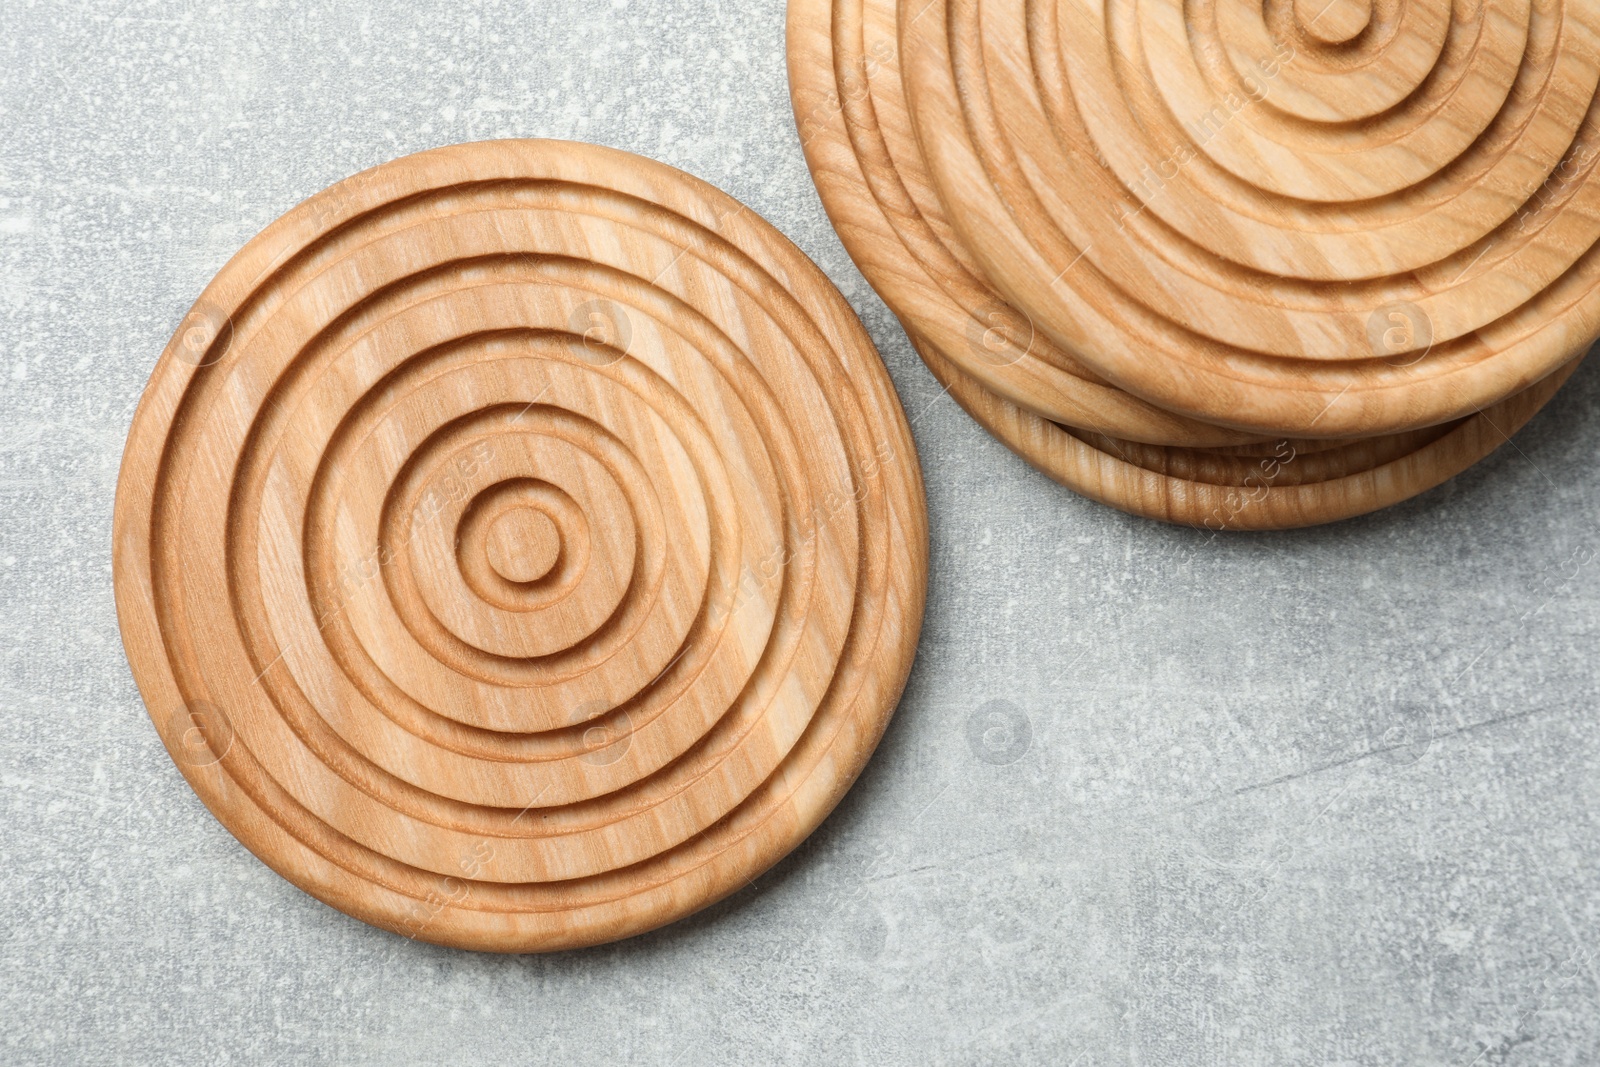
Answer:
113, 140, 928, 951
789, 0, 1596, 528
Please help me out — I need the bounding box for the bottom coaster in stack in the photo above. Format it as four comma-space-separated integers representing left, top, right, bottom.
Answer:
914, 337, 1578, 531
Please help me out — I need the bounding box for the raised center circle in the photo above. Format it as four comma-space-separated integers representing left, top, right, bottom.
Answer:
483, 506, 561, 584
1295, 0, 1371, 45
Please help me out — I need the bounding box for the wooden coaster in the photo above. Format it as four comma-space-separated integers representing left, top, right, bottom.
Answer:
786, 0, 1575, 525
787, 0, 1260, 447
112, 140, 928, 952
900, 0, 1600, 437
914, 334, 1579, 529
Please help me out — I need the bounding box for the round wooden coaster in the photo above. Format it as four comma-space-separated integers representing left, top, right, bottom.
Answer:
900, 0, 1600, 437
786, 0, 1571, 526
913, 334, 1579, 529
113, 140, 928, 952
787, 0, 1260, 447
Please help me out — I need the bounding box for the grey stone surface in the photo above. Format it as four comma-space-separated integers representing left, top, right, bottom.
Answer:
2, 1, 1598, 1064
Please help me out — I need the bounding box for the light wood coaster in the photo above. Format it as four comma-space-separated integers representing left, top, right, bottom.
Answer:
787, 0, 1573, 525
113, 140, 928, 952
914, 334, 1579, 529
900, 0, 1600, 437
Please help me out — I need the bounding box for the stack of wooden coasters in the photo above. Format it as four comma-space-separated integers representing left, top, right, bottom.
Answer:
789, 0, 1600, 529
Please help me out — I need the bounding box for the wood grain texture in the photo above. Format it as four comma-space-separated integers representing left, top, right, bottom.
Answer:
913, 333, 1579, 529
899, 0, 1600, 437
788, 0, 1262, 447
112, 139, 929, 952
787, 0, 1577, 526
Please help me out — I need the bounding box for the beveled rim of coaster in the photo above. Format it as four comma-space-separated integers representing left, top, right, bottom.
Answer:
113, 139, 928, 951
900, 0, 1600, 437
787, 0, 1266, 448
912, 332, 1579, 530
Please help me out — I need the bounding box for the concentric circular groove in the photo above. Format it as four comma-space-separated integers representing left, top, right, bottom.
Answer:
481, 505, 562, 584
113, 140, 928, 951
1296, 0, 1372, 46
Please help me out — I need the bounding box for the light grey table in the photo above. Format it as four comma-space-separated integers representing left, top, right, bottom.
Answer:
3, 2, 1597, 1064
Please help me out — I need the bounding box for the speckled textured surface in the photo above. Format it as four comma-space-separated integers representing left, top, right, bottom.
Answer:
2, 2, 1599, 1064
